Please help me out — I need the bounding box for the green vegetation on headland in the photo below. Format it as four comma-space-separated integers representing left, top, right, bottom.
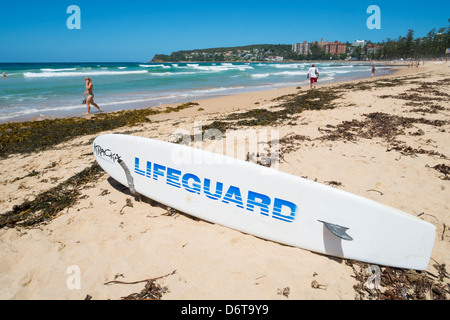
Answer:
152, 44, 294, 62
151, 22, 450, 62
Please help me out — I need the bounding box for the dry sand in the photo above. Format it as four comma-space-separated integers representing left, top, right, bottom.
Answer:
0, 61, 449, 300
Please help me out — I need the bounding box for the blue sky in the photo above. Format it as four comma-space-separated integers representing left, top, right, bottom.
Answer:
0, 0, 448, 62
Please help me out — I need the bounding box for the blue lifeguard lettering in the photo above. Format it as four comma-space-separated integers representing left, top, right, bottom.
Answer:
246, 191, 271, 216
203, 179, 223, 200
167, 168, 181, 188
131, 157, 298, 223
222, 186, 244, 209
272, 198, 296, 223
182, 173, 201, 194
145, 161, 152, 178
135, 157, 145, 176
153, 163, 166, 181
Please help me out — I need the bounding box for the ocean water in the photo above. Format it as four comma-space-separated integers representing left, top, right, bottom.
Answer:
0, 62, 392, 123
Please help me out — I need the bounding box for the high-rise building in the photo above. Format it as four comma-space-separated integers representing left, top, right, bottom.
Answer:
325, 41, 347, 55
317, 38, 347, 55
292, 41, 310, 54
293, 38, 347, 56
351, 40, 366, 48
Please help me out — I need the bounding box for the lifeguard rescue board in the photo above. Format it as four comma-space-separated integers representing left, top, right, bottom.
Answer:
93, 134, 436, 270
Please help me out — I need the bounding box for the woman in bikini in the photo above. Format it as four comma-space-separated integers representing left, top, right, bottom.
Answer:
83, 77, 102, 115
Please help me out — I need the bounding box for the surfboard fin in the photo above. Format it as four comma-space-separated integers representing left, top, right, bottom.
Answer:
319, 220, 353, 241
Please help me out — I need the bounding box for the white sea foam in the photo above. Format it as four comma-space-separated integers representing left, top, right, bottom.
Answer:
185, 64, 254, 72
252, 71, 305, 78
139, 64, 171, 68
0, 104, 85, 121
23, 70, 148, 78
191, 86, 244, 94
333, 70, 353, 74
101, 96, 179, 105
274, 71, 304, 76
251, 73, 270, 78
268, 63, 304, 69
150, 71, 197, 76
40, 68, 77, 72
97, 86, 248, 107
320, 65, 355, 70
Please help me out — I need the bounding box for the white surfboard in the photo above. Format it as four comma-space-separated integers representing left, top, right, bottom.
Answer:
93, 134, 436, 270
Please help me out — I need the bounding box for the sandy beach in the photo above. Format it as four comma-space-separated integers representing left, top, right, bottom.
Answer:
0, 61, 449, 300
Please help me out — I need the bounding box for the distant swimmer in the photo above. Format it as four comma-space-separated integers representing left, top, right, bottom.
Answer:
2, 72, 6, 78
307, 64, 319, 89
83, 77, 102, 115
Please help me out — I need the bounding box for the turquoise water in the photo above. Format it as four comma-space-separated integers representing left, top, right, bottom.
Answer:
0, 62, 392, 123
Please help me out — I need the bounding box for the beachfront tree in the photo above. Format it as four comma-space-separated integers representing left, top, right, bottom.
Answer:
405, 29, 415, 58
310, 42, 325, 60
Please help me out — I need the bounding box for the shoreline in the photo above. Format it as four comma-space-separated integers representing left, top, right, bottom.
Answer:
2, 62, 399, 125
119, 64, 406, 122
1, 61, 449, 300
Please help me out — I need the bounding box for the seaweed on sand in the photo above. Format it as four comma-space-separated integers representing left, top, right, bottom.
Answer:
0, 102, 198, 158
202, 89, 341, 133
379, 79, 450, 103
429, 163, 450, 180
0, 162, 104, 229
104, 270, 176, 300
319, 112, 448, 143
349, 260, 449, 300
279, 112, 449, 163
333, 77, 410, 92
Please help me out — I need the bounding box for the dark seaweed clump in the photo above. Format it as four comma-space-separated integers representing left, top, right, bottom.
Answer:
350, 260, 449, 300
430, 164, 450, 180
320, 112, 448, 143
0, 102, 198, 158
120, 279, 169, 300
202, 89, 341, 133
0, 162, 104, 229
103, 270, 176, 300
278, 112, 449, 163
379, 77, 450, 102
334, 77, 410, 91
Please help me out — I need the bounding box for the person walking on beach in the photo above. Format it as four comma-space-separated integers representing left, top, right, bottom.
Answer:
83, 77, 102, 115
371, 65, 376, 78
307, 64, 319, 89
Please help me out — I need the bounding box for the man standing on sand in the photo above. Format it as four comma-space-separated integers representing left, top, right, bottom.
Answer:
83, 77, 102, 115
371, 65, 376, 77
307, 64, 319, 89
